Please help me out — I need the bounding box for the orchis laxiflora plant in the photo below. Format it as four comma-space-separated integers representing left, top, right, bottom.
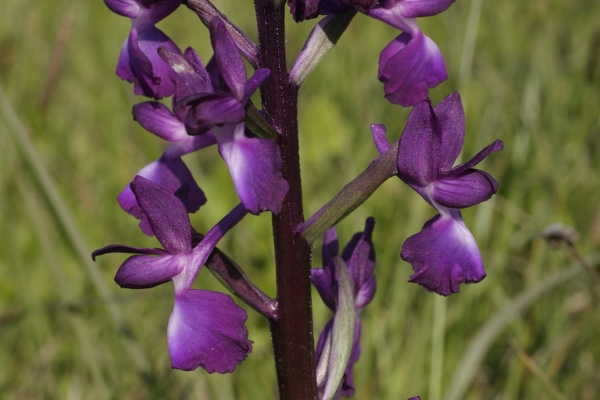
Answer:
93, 0, 503, 398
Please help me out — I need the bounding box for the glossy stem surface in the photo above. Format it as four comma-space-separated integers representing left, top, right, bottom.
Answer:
254, 0, 317, 398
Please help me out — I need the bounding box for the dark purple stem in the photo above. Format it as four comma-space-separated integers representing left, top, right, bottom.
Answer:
254, 0, 317, 398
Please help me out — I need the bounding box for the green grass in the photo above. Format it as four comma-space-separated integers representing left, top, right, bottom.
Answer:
2, 0, 600, 398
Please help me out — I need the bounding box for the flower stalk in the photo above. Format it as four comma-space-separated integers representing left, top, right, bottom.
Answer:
253, 0, 317, 398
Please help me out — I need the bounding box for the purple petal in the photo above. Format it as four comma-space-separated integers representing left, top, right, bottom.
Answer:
242, 68, 270, 105
214, 124, 289, 215
117, 157, 206, 235
322, 227, 339, 270
378, 31, 447, 107
114, 253, 187, 289
435, 92, 466, 171
433, 169, 498, 208
168, 289, 252, 373
447, 140, 504, 176
355, 274, 376, 309
341, 218, 376, 304
371, 124, 390, 155
311, 268, 336, 311
130, 176, 192, 254
210, 18, 247, 101
132, 101, 186, 142
289, 0, 320, 21
163, 133, 217, 159
117, 28, 180, 99
315, 318, 334, 366
104, 0, 140, 18
408, 397, 421, 400
396, 99, 440, 186
401, 213, 486, 296
134, 0, 181, 29
399, 0, 455, 18
158, 47, 214, 106
185, 93, 246, 134
92, 244, 167, 260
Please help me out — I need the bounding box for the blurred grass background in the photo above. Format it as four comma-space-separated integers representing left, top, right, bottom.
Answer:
1, 0, 600, 398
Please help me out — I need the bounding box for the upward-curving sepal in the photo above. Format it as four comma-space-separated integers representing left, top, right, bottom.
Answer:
210, 18, 247, 101
168, 289, 252, 373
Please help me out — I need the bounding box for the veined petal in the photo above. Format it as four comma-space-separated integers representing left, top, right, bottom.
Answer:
214, 124, 289, 215
133, 101, 187, 142
399, 0, 455, 18
341, 217, 376, 303
433, 169, 498, 208
397, 98, 440, 186
159, 47, 214, 107
447, 140, 504, 176
131, 176, 192, 254
164, 133, 217, 159
378, 31, 447, 107
168, 289, 252, 373
210, 18, 247, 101
401, 213, 486, 296
118, 28, 180, 99
104, 0, 140, 18
435, 92, 466, 171
117, 157, 206, 235
114, 253, 187, 288
185, 94, 246, 134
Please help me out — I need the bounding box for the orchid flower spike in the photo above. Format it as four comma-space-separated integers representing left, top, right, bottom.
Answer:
105, 0, 183, 98
312, 218, 376, 397
93, 176, 252, 372
372, 92, 503, 296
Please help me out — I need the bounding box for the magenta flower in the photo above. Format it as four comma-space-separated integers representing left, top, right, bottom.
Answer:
105, 0, 182, 98
94, 176, 252, 372
312, 218, 376, 397
373, 92, 503, 296
366, 0, 453, 106
163, 18, 289, 215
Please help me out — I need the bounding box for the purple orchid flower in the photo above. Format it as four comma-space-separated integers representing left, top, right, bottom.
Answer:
372, 92, 503, 296
312, 218, 376, 397
105, 0, 183, 99
366, 0, 453, 106
311, 0, 452, 106
118, 91, 216, 235
94, 176, 252, 372
161, 17, 289, 215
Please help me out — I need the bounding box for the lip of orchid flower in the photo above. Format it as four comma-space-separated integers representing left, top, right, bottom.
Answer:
93, 176, 252, 373
373, 92, 503, 296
